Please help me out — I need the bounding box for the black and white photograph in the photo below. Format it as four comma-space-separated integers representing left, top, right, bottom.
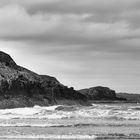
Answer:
0, 0, 140, 139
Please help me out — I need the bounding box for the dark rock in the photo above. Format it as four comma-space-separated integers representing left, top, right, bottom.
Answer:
55, 106, 77, 111
79, 86, 126, 101
0, 51, 17, 68
117, 93, 140, 103
0, 51, 88, 108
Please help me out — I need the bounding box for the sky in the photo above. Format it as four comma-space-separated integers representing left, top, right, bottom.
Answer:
0, 0, 140, 93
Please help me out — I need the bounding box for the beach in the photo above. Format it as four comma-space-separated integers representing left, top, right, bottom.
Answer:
0, 103, 139, 139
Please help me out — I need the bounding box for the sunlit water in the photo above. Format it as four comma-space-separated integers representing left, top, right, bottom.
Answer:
0, 103, 140, 139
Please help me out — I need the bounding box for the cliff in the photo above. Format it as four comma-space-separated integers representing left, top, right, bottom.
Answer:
0, 51, 88, 108
79, 86, 126, 101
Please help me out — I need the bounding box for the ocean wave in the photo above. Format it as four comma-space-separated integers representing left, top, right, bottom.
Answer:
0, 134, 97, 139
0, 133, 140, 139
0, 123, 73, 127
96, 133, 140, 140
0, 104, 140, 120
0, 122, 139, 128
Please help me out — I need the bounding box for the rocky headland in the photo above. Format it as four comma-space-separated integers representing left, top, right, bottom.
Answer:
79, 86, 126, 102
117, 93, 140, 103
0, 51, 88, 108
0, 51, 127, 109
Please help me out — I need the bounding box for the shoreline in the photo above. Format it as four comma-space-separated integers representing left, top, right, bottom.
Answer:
0, 99, 138, 110
88, 100, 140, 104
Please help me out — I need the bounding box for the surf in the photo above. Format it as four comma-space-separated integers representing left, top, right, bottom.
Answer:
0, 104, 139, 120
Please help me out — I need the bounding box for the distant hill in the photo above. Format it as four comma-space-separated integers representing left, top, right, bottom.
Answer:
0, 51, 88, 108
117, 93, 140, 103
79, 86, 126, 101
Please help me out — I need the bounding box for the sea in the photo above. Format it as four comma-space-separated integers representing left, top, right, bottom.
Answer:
0, 103, 139, 140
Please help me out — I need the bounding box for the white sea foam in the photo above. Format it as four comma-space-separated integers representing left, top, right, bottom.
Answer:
0, 123, 71, 127
34, 105, 62, 111
0, 105, 62, 119
0, 104, 140, 120
0, 134, 97, 139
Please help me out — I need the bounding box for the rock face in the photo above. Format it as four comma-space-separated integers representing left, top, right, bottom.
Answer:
0, 51, 88, 108
79, 86, 126, 101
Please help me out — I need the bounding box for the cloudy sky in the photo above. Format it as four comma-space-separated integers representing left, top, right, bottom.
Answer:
0, 0, 140, 93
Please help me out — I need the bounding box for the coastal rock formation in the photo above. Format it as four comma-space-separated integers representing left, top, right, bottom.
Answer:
79, 86, 126, 101
0, 51, 88, 108
117, 93, 140, 103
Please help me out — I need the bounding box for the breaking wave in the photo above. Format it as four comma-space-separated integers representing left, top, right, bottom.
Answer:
0, 103, 140, 120
0, 122, 139, 128
0, 134, 97, 139
0, 134, 140, 139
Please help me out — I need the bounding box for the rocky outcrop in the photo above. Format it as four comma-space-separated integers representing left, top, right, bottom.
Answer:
117, 93, 140, 103
79, 86, 126, 101
0, 51, 17, 68
0, 51, 88, 108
